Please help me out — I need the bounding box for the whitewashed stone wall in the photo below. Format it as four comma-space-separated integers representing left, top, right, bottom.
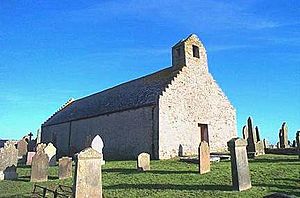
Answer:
158, 35, 237, 159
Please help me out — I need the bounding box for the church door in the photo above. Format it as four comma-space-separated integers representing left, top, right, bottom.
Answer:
198, 124, 209, 144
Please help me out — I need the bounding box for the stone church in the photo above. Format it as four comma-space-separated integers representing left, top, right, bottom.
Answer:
41, 34, 237, 160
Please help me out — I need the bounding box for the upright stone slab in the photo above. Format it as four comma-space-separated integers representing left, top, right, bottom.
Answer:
59, 157, 72, 179
296, 131, 300, 159
0, 141, 18, 180
44, 143, 57, 166
36, 129, 41, 144
17, 139, 28, 159
279, 122, 288, 148
30, 145, 49, 182
243, 117, 264, 156
26, 152, 36, 166
91, 135, 105, 165
227, 138, 252, 191
137, 153, 150, 171
73, 148, 102, 198
198, 141, 210, 174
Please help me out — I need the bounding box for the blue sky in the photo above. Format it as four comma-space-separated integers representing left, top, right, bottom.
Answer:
0, 0, 299, 144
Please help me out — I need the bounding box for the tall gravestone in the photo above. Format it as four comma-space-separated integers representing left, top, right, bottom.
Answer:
59, 157, 72, 179
17, 139, 28, 159
36, 129, 41, 145
31, 144, 49, 182
279, 122, 288, 148
242, 117, 264, 156
198, 141, 210, 174
45, 143, 57, 166
91, 135, 105, 165
73, 148, 102, 198
0, 141, 18, 180
296, 131, 300, 159
227, 138, 252, 191
137, 153, 150, 171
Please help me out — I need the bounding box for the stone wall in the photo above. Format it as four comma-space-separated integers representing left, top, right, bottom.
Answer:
158, 35, 237, 159
42, 106, 156, 160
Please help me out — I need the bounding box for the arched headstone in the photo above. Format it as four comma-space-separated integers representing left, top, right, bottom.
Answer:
91, 135, 105, 165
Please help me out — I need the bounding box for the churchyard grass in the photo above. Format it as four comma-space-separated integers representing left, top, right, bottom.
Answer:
0, 154, 299, 197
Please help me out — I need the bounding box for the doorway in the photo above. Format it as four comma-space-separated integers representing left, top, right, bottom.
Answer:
198, 124, 209, 144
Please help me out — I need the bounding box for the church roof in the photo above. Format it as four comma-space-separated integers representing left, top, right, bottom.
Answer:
43, 67, 179, 126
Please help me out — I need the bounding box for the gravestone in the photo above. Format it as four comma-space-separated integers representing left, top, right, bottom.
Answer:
137, 153, 150, 171
263, 139, 269, 149
72, 148, 102, 198
279, 122, 288, 148
30, 145, 49, 182
242, 117, 265, 156
198, 141, 210, 174
36, 129, 41, 144
59, 157, 72, 179
296, 131, 300, 159
17, 139, 28, 159
0, 141, 18, 180
26, 152, 36, 165
44, 143, 57, 166
227, 138, 252, 191
91, 135, 105, 165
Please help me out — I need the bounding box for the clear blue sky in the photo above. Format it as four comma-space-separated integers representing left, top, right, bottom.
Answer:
0, 0, 299, 144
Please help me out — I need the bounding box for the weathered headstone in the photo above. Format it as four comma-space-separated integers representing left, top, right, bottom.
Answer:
227, 138, 252, 191
91, 135, 105, 165
263, 139, 269, 149
243, 117, 264, 156
36, 129, 41, 144
26, 152, 36, 166
59, 157, 72, 179
44, 143, 57, 166
30, 145, 49, 182
198, 141, 210, 174
137, 153, 150, 171
296, 131, 300, 159
17, 139, 28, 159
0, 141, 18, 180
279, 122, 288, 148
72, 148, 102, 198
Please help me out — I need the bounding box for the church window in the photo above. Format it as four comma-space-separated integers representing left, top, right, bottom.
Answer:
192, 45, 200, 58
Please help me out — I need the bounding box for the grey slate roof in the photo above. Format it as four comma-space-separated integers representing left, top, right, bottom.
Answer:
43, 67, 179, 126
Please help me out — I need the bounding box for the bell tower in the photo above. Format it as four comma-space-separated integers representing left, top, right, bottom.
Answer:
172, 34, 208, 72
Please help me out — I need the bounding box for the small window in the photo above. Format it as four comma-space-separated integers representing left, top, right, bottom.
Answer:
192, 45, 200, 58
176, 47, 181, 57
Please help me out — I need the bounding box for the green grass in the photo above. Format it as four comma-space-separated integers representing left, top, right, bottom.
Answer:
0, 154, 299, 197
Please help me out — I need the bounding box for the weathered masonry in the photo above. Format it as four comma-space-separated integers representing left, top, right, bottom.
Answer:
41, 34, 237, 160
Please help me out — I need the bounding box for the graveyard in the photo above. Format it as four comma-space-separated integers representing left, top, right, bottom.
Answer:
0, 154, 299, 197
1, 2, 300, 197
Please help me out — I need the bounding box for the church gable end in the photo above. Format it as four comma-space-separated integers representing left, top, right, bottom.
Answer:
158, 34, 237, 159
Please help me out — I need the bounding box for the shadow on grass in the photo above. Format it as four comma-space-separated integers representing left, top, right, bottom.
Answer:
103, 168, 198, 175
253, 183, 300, 197
250, 158, 299, 163
15, 175, 59, 182
105, 183, 232, 191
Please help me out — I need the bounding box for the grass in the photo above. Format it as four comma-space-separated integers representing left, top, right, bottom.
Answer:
0, 154, 299, 197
